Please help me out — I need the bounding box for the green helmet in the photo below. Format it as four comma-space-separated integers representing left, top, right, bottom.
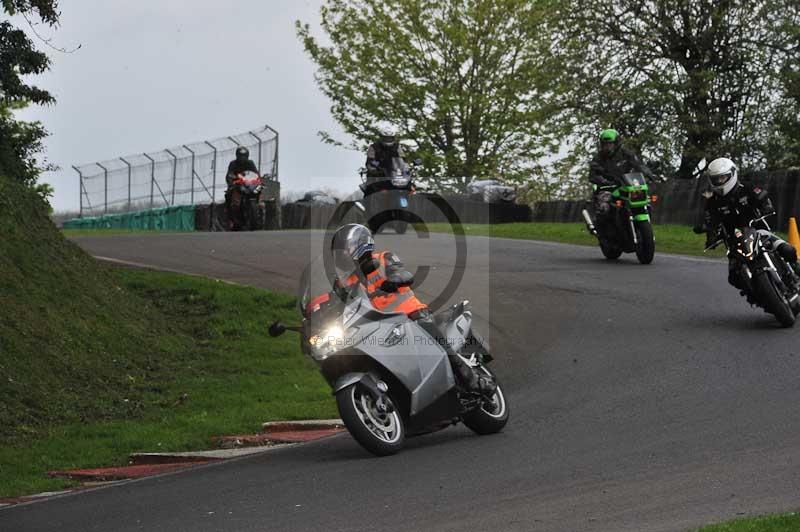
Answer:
598, 128, 620, 155
599, 129, 619, 143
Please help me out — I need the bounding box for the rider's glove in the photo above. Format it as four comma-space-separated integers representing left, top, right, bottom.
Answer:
379, 280, 398, 293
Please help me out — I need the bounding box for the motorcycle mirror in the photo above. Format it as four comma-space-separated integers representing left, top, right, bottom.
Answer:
268, 321, 286, 337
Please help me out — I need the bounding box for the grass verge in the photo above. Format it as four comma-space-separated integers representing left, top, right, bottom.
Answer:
423, 222, 733, 258
698, 512, 800, 531
0, 268, 334, 498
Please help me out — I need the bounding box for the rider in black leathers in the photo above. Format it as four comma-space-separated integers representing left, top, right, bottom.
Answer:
365, 128, 405, 181
225, 146, 260, 228
695, 157, 799, 297
589, 129, 655, 240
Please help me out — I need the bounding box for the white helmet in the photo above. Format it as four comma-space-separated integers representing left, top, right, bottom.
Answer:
378, 126, 397, 147
706, 157, 738, 196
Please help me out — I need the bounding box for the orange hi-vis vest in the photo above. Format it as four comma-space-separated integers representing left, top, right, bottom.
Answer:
345, 251, 427, 316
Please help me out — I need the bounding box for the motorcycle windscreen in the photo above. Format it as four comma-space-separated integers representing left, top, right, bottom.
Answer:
621, 172, 646, 187
299, 255, 339, 315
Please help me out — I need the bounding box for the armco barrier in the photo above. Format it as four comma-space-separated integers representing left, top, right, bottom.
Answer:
532, 169, 800, 231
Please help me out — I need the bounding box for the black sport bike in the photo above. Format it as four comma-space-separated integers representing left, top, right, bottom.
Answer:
704, 214, 800, 327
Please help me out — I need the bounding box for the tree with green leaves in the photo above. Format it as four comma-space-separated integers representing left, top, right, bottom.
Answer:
0, 0, 60, 188
551, 0, 800, 178
297, 0, 561, 192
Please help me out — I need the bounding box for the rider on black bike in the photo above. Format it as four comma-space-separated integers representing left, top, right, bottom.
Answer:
695, 157, 800, 298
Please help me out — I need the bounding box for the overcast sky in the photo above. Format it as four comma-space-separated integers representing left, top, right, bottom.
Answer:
14, 0, 364, 212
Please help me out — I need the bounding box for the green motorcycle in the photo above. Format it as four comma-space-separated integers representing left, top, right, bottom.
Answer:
581, 172, 657, 264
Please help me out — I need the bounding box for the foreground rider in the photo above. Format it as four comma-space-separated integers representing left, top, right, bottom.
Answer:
225, 146, 260, 227
330, 223, 496, 395
695, 157, 800, 297
365, 128, 405, 180
589, 129, 656, 240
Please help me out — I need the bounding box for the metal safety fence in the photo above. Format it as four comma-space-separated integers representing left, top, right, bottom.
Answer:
73, 125, 279, 217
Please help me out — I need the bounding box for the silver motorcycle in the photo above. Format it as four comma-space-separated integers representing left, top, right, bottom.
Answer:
268, 258, 509, 456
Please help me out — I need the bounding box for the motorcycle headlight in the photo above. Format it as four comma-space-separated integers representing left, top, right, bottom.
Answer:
308, 326, 345, 360
630, 190, 646, 201
392, 177, 409, 187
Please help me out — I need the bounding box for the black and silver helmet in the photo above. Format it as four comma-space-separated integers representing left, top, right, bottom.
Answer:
331, 224, 375, 281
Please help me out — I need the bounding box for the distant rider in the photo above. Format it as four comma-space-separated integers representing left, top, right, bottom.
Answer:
225, 146, 260, 228
694, 157, 800, 299
329, 223, 496, 396
365, 128, 405, 181
588, 129, 656, 240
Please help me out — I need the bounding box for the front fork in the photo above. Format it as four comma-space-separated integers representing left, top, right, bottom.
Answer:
629, 216, 638, 245
581, 209, 598, 236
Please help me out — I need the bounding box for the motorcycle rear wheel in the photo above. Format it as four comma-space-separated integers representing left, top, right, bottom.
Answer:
600, 240, 622, 260
336, 384, 405, 456
753, 271, 795, 327
395, 221, 408, 234
461, 366, 509, 435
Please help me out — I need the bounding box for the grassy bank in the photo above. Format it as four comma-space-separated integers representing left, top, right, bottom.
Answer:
424, 222, 730, 257
698, 512, 800, 531
1, 176, 333, 497
0, 268, 334, 497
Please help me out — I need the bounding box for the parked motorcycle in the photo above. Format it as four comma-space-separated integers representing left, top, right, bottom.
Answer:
268, 258, 509, 456
703, 214, 800, 327
582, 172, 657, 264
358, 157, 419, 235
227, 171, 264, 231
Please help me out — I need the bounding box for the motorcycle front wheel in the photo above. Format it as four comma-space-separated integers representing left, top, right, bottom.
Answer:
461, 366, 509, 435
336, 384, 405, 456
753, 271, 795, 328
634, 220, 655, 264
247, 201, 260, 231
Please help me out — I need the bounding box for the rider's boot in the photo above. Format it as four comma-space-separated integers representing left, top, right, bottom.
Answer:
739, 289, 757, 306
449, 353, 496, 397
776, 243, 799, 274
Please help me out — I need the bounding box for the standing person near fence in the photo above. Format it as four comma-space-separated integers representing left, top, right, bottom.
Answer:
225, 146, 260, 229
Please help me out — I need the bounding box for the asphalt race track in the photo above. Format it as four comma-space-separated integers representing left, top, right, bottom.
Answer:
3, 230, 800, 532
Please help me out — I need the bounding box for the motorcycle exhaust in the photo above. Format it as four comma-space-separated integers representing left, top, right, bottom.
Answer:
581, 209, 598, 236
